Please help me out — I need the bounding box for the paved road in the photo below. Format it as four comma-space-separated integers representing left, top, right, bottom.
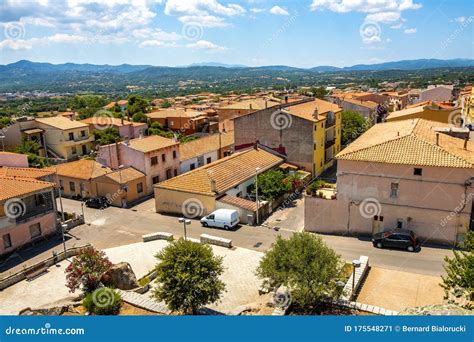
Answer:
0, 198, 452, 278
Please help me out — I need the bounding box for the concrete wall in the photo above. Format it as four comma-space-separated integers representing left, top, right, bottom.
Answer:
58, 176, 96, 199
154, 187, 215, 217
180, 150, 218, 173
0, 212, 56, 255
95, 176, 147, 207
304, 160, 474, 245
233, 108, 314, 173
0, 153, 28, 167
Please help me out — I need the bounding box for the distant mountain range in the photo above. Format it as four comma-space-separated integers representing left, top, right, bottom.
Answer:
0, 58, 472, 94
2, 58, 473, 73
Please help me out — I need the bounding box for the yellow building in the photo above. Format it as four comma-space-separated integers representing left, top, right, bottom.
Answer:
35, 117, 94, 160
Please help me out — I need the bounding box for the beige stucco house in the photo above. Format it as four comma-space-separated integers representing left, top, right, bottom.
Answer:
35, 117, 94, 160
305, 118, 474, 245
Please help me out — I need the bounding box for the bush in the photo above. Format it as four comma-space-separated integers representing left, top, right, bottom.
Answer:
83, 287, 122, 315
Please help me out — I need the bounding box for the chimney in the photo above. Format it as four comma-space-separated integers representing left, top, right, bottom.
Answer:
249, 103, 253, 110
285, 96, 288, 103
265, 100, 268, 109
121, 116, 124, 125
210, 179, 217, 193
464, 137, 468, 150
436, 133, 439, 146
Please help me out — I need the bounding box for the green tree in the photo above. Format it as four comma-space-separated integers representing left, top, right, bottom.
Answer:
131, 112, 148, 123
442, 230, 474, 306
254, 169, 292, 201
127, 95, 148, 116
153, 239, 225, 315
257, 232, 343, 312
311, 86, 328, 99
14, 138, 47, 167
160, 100, 172, 108
341, 110, 369, 146
0, 117, 12, 128
93, 128, 122, 146
65, 247, 112, 294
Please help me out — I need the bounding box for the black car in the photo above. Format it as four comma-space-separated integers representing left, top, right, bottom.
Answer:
372, 229, 419, 252
85, 196, 109, 209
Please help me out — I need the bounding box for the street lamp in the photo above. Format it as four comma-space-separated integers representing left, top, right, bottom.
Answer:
351, 259, 361, 295
178, 218, 191, 240
255, 167, 261, 226
61, 223, 68, 255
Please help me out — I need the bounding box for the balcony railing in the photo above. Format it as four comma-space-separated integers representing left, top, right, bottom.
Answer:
325, 138, 335, 149
15, 204, 54, 224
325, 119, 336, 129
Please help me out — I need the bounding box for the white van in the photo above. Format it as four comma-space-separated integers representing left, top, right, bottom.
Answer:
200, 209, 240, 230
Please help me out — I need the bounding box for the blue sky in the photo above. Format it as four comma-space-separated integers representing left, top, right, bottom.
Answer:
0, 0, 472, 67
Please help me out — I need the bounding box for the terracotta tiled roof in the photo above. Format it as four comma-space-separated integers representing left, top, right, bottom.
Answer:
147, 109, 202, 119
36, 116, 89, 130
284, 99, 341, 122
127, 135, 178, 153
341, 98, 378, 109
179, 132, 234, 161
337, 119, 474, 168
0, 167, 55, 179
55, 159, 113, 180
220, 98, 281, 110
81, 117, 133, 127
100, 167, 145, 184
0, 176, 55, 201
156, 147, 284, 196
218, 194, 261, 212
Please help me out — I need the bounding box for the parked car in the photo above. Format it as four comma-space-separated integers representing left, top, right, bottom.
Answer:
200, 209, 240, 230
84, 196, 109, 209
372, 229, 420, 252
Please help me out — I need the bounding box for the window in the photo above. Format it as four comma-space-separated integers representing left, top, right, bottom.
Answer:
190, 163, 195, 170
313, 143, 316, 150
379, 216, 384, 222
151, 156, 158, 166
80, 182, 85, 192
414, 168, 422, 176
314, 125, 317, 131
59, 179, 64, 190
166, 169, 172, 179
29, 223, 41, 239
137, 182, 143, 194
3, 234, 12, 249
80, 130, 86, 137
69, 181, 76, 192
68, 132, 74, 140
174, 169, 178, 177
162, 154, 166, 162
207, 157, 212, 164
152, 176, 160, 184
396, 219, 403, 229
390, 183, 399, 198
35, 194, 45, 206
173, 150, 177, 159
71, 147, 77, 155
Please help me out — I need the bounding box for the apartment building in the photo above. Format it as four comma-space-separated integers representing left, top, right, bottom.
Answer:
98, 135, 179, 195
233, 98, 342, 176
305, 119, 474, 245
35, 117, 93, 160
147, 108, 209, 135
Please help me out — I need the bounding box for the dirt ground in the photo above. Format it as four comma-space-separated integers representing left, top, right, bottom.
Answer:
356, 267, 445, 312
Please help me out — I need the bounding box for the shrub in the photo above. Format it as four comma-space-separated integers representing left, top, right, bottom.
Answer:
83, 287, 122, 315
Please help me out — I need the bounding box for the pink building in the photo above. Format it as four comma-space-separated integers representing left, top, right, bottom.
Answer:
98, 135, 180, 195
0, 176, 57, 256
305, 119, 474, 245
80, 117, 147, 139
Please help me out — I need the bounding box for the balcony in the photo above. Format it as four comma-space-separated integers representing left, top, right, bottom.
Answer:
325, 138, 335, 149
325, 119, 336, 129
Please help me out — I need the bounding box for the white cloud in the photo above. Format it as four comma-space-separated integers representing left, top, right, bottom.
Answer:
390, 22, 403, 29
178, 15, 229, 27
139, 40, 178, 48
269, 6, 289, 16
0, 39, 33, 50
164, 0, 245, 17
186, 39, 226, 51
366, 11, 400, 23
404, 28, 416, 34
310, 0, 421, 13
250, 8, 265, 13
